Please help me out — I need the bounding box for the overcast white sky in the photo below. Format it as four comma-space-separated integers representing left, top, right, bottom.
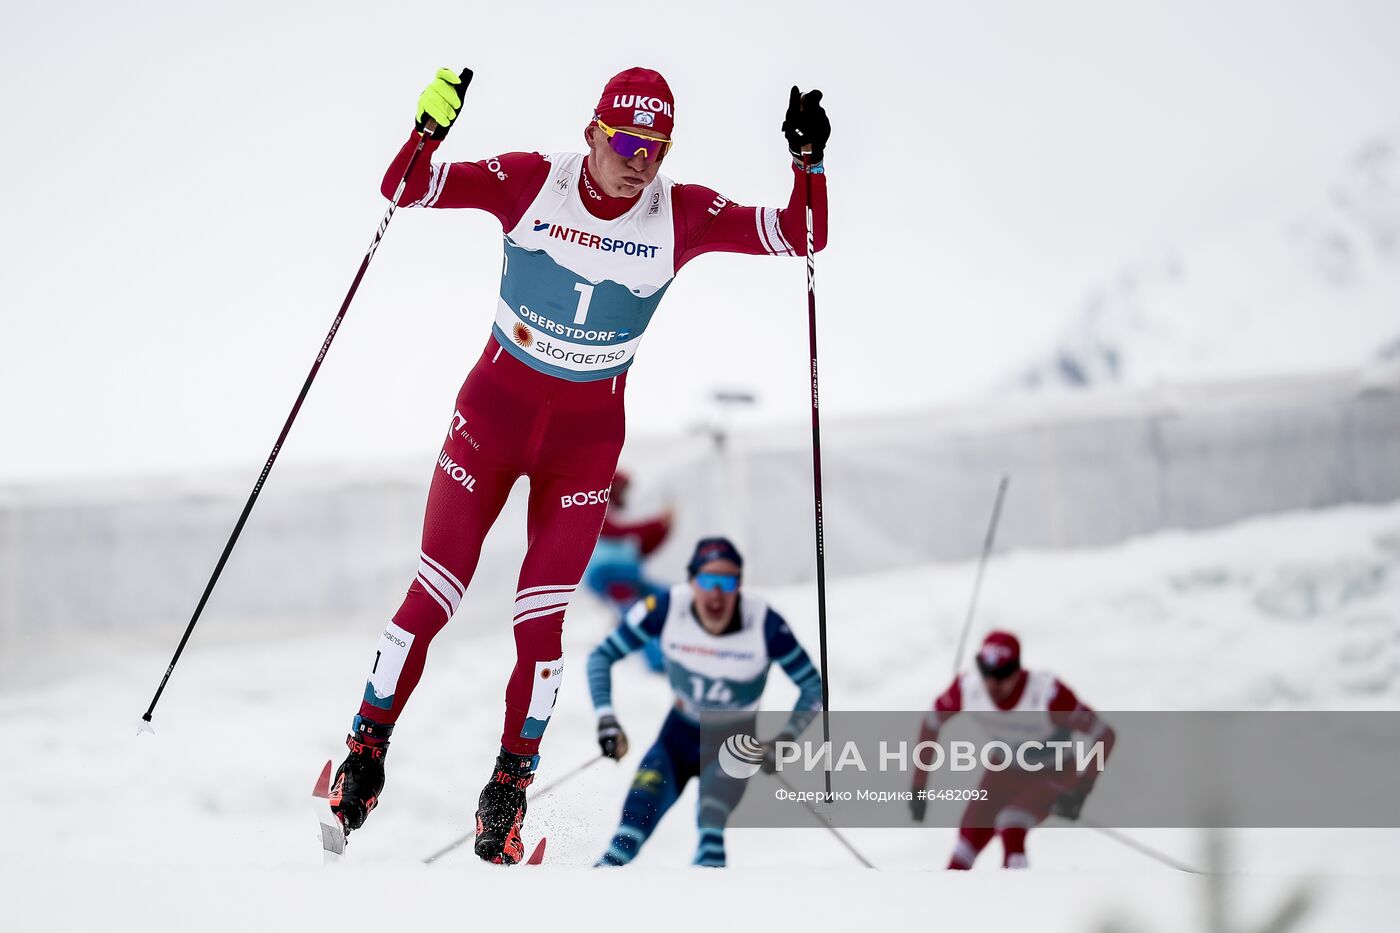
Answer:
3, 0, 1398, 483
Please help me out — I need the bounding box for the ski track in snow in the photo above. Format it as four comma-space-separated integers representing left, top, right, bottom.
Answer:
6, 502, 1400, 927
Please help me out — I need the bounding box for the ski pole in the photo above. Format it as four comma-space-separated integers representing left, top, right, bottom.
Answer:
800, 153, 834, 800
422, 752, 604, 865
139, 69, 473, 730
950, 474, 1010, 676
772, 771, 875, 868
1072, 816, 1203, 874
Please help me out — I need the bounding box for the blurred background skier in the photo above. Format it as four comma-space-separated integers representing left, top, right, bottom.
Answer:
909, 631, 1117, 869
325, 65, 829, 864
582, 468, 674, 672
587, 537, 823, 866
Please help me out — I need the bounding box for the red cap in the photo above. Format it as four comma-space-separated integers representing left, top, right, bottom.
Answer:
977, 631, 1021, 675
594, 67, 674, 138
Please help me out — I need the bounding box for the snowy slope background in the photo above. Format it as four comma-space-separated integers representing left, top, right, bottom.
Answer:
1018, 125, 1400, 390
3, 0, 1400, 484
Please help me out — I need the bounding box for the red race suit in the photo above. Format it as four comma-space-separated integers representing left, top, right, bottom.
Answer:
354, 135, 827, 757
913, 669, 1116, 868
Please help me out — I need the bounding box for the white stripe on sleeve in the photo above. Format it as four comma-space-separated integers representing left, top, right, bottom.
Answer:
754, 207, 776, 255
409, 162, 447, 208
763, 208, 795, 256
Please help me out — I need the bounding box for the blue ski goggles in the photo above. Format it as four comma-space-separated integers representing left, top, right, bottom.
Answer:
694, 572, 740, 593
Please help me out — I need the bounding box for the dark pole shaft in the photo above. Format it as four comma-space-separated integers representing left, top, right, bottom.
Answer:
140, 129, 439, 725
951, 475, 1009, 677
800, 158, 833, 799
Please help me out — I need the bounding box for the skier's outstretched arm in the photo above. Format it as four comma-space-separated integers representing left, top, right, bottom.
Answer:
1049, 681, 1117, 794
586, 592, 668, 714
912, 680, 963, 792
671, 86, 830, 271
671, 168, 828, 271
380, 142, 549, 224
586, 592, 669, 759
764, 610, 824, 740
378, 69, 549, 223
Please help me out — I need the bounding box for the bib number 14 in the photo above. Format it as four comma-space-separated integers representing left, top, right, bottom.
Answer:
689, 676, 734, 705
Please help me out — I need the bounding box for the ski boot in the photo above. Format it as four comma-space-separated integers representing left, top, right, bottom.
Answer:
328, 716, 393, 834
473, 748, 537, 864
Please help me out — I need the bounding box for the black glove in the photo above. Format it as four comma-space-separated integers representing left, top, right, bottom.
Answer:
1052, 789, 1088, 821
597, 714, 629, 760
910, 794, 927, 823
782, 86, 830, 164
760, 732, 796, 774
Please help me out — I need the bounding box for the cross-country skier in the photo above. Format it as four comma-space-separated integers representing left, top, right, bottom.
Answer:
909, 631, 1116, 868
327, 67, 830, 865
582, 468, 674, 672
589, 537, 822, 866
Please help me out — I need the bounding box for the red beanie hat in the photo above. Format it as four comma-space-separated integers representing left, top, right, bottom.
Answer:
594, 67, 675, 138
976, 631, 1021, 677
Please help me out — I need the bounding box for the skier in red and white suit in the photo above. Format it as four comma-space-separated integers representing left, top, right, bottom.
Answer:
909, 631, 1116, 869
327, 66, 829, 864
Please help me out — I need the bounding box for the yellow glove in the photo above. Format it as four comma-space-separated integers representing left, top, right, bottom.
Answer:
416, 67, 471, 140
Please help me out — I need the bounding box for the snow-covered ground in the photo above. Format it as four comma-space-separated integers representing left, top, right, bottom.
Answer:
6, 501, 1399, 927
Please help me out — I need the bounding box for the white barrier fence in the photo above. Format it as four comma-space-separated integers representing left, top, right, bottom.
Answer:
2, 368, 1397, 669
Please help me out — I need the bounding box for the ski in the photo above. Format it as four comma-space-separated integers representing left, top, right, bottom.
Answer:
525, 836, 547, 865
312, 759, 347, 862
